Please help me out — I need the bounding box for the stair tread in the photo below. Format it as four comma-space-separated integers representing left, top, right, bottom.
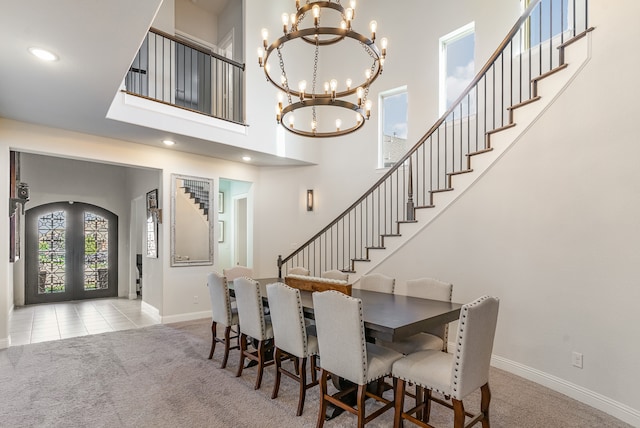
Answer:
532, 63, 569, 82
448, 169, 473, 176
487, 122, 517, 135
507, 96, 541, 111
467, 148, 493, 156
430, 188, 454, 194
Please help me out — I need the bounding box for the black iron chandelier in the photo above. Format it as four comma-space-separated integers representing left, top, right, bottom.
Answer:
258, 0, 387, 138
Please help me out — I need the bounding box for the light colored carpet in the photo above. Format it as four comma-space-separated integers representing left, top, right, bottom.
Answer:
0, 319, 632, 428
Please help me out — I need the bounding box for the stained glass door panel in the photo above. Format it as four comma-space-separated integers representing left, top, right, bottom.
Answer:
37, 210, 68, 295
26, 202, 118, 304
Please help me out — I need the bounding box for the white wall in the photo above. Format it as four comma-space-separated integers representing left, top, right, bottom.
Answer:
251, 0, 640, 424
0, 119, 259, 324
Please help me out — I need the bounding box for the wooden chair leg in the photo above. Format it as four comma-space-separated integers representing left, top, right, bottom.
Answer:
423, 388, 432, 423
255, 339, 266, 390
415, 385, 423, 421
316, 369, 329, 428
208, 321, 217, 359
221, 325, 232, 368
480, 383, 491, 428
311, 355, 318, 383
394, 379, 406, 428
271, 348, 282, 399
453, 398, 465, 428
296, 356, 308, 416
235, 333, 247, 378
356, 384, 367, 428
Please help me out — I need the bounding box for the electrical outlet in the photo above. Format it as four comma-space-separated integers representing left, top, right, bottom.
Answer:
572, 351, 583, 369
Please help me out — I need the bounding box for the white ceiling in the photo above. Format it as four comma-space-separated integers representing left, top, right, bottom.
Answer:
0, 0, 301, 167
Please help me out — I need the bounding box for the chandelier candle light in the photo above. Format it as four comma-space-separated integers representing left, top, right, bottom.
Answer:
258, 0, 388, 138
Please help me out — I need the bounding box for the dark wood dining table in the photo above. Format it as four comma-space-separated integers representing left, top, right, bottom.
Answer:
231, 277, 462, 344
230, 277, 462, 420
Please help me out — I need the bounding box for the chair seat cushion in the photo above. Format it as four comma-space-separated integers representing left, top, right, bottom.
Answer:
392, 350, 453, 396
382, 333, 444, 355
364, 343, 404, 383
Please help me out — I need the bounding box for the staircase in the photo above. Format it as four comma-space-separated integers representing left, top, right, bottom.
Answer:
180, 179, 210, 221
278, 0, 593, 281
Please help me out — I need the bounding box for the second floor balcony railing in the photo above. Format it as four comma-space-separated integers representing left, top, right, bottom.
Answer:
125, 28, 245, 124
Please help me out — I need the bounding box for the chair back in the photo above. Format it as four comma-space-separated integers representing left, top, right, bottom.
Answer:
313, 290, 367, 384
405, 277, 453, 341
450, 296, 499, 400
234, 277, 269, 340
223, 266, 254, 281
359, 273, 395, 293
266, 282, 309, 358
288, 266, 310, 276
321, 269, 349, 282
207, 271, 233, 325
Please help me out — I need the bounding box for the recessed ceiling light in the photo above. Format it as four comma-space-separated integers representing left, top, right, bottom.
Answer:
242, 156, 251, 162
162, 139, 176, 146
28, 47, 58, 62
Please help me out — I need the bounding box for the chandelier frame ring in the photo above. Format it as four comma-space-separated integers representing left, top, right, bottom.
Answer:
262, 26, 383, 100
280, 98, 366, 138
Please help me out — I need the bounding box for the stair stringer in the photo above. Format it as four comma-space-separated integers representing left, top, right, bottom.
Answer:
351, 32, 593, 286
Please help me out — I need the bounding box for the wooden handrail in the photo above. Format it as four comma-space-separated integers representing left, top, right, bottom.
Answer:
281, 0, 545, 266
149, 27, 245, 70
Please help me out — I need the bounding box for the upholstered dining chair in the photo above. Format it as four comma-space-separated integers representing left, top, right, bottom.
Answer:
288, 266, 310, 276
233, 277, 274, 390
223, 265, 254, 281
266, 282, 319, 416
321, 269, 349, 282
312, 290, 404, 427
206, 271, 239, 369
392, 295, 500, 428
359, 273, 395, 293
384, 278, 454, 355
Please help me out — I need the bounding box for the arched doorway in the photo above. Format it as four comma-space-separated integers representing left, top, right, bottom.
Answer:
24, 202, 118, 304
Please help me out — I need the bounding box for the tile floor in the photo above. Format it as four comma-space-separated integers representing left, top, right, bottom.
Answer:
9, 298, 160, 346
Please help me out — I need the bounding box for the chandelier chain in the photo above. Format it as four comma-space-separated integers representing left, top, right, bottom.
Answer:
312, 39, 320, 126
276, 46, 293, 105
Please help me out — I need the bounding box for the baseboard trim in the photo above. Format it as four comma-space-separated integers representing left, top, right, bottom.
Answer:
0, 337, 10, 349
492, 355, 640, 427
140, 300, 161, 323
161, 311, 210, 324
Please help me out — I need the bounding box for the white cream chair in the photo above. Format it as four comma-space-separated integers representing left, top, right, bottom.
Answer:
392, 295, 500, 428
206, 271, 239, 369
223, 265, 254, 281
387, 278, 453, 355
266, 282, 318, 416
312, 290, 403, 427
234, 277, 274, 390
321, 269, 349, 282
359, 272, 395, 293
288, 266, 310, 276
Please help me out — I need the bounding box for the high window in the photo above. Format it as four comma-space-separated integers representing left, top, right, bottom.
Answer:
526, 0, 571, 47
439, 22, 475, 117
378, 87, 408, 168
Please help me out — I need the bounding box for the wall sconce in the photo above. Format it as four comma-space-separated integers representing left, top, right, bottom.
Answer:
306, 189, 314, 211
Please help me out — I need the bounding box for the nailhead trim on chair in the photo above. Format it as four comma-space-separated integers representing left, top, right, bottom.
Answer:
241, 276, 267, 338
291, 282, 309, 353
212, 270, 234, 325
